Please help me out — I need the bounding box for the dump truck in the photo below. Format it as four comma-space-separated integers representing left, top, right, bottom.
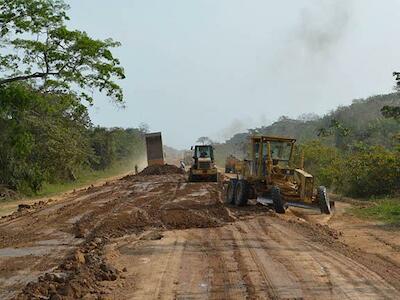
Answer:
225, 135, 333, 214
188, 145, 218, 182
225, 155, 243, 173
145, 132, 164, 166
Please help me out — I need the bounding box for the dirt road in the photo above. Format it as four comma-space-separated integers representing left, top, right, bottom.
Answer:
1, 167, 400, 299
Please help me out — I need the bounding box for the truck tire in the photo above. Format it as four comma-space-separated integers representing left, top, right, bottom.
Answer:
271, 186, 285, 214
235, 180, 248, 206
211, 174, 218, 182
318, 186, 331, 214
188, 171, 197, 182
225, 179, 237, 204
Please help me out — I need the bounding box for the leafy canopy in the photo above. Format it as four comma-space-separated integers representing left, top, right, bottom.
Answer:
0, 0, 125, 103
196, 136, 214, 145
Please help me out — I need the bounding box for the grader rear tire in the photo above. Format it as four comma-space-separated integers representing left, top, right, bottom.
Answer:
211, 174, 218, 182
271, 186, 285, 214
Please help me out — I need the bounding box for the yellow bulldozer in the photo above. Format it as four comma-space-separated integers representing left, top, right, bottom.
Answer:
225, 135, 333, 214
188, 145, 218, 182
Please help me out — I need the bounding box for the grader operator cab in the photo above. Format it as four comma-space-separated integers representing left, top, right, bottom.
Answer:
225, 135, 333, 214
188, 145, 218, 182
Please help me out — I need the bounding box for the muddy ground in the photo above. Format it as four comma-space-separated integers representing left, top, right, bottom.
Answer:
1, 167, 400, 299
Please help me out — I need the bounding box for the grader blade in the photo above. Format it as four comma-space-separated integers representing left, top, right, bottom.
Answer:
257, 197, 321, 211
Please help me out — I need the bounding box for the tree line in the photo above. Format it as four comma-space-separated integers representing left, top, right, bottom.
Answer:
0, 1, 146, 196
0, 83, 145, 194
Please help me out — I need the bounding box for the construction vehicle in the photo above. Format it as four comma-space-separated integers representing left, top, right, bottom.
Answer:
188, 145, 218, 182
225, 135, 333, 214
225, 155, 243, 173
145, 132, 164, 166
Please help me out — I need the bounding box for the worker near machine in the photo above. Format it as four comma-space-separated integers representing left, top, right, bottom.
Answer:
134, 164, 139, 174
180, 160, 186, 171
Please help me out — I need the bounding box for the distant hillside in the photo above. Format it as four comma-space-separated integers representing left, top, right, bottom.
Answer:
214, 93, 400, 165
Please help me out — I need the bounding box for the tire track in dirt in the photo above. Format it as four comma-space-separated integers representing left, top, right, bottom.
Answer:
152, 232, 186, 299
269, 221, 369, 299
233, 222, 281, 299
202, 232, 231, 299
304, 240, 397, 299
230, 230, 256, 298
214, 227, 249, 299
175, 231, 211, 299
205, 227, 249, 299
266, 219, 399, 299
256, 217, 338, 299
249, 218, 319, 299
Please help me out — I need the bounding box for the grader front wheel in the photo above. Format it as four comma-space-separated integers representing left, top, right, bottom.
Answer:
225, 179, 237, 204
271, 186, 285, 214
235, 180, 248, 206
318, 186, 332, 214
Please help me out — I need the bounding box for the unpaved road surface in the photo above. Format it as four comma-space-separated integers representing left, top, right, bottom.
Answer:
1, 169, 400, 299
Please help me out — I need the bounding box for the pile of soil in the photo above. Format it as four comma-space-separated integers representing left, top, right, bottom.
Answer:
13, 173, 229, 299
17, 237, 119, 300
139, 164, 184, 176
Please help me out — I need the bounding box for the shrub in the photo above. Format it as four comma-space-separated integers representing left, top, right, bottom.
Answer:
295, 140, 341, 188
298, 141, 400, 198
338, 146, 400, 197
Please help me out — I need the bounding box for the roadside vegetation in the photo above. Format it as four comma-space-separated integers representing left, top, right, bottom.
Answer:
349, 198, 400, 226
34, 158, 141, 197
0, 1, 146, 200
0, 84, 145, 196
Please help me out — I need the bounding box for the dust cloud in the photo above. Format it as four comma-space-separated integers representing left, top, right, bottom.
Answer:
296, 1, 353, 55
212, 115, 270, 143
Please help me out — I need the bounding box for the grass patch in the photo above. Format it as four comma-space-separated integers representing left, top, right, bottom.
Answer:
34, 159, 137, 198
350, 198, 400, 225
0, 159, 140, 217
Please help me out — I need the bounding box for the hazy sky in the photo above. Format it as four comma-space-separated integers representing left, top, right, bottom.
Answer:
66, 0, 400, 149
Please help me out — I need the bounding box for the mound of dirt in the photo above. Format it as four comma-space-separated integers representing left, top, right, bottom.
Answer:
17, 237, 119, 300
12, 172, 232, 299
139, 164, 184, 176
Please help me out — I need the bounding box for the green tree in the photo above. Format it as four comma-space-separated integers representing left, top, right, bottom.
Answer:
381, 105, 400, 121
0, 0, 125, 103
386, 72, 400, 122
295, 141, 341, 188
0, 83, 92, 192
196, 136, 213, 145
339, 145, 400, 197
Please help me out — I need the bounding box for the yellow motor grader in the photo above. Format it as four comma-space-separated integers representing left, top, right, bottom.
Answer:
225, 135, 333, 214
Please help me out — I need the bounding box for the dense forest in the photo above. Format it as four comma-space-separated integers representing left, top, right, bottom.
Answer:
214, 93, 400, 198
